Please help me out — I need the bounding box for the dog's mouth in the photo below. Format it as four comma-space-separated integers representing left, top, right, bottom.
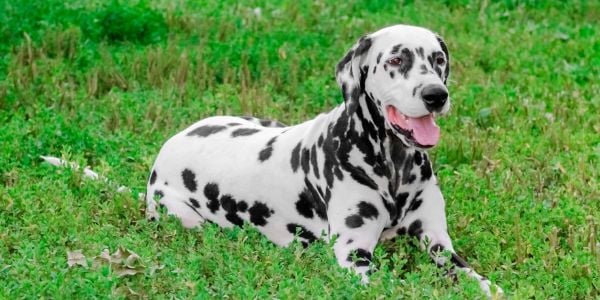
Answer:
386, 106, 440, 148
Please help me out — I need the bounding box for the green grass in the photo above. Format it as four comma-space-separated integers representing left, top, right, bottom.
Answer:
0, 0, 598, 298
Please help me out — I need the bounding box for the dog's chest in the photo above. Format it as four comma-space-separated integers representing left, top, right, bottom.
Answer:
383, 148, 435, 224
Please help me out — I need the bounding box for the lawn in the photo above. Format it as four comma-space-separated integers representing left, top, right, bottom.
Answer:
0, 0, 598, 298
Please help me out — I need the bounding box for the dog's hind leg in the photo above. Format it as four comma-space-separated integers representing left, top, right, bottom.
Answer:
399, 181, 503, 297
146, 183, 205, 229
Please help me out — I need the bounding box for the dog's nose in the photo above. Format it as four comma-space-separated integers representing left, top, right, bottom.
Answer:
421, 84, 448, 111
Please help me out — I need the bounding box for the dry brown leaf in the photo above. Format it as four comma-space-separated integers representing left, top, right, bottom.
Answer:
149, 264, 165, 276
92, 247, 146, 277
92, 249, 111, 268
67, 249, 88, 268
114, 265, 145, 277
113, 285, 142, 298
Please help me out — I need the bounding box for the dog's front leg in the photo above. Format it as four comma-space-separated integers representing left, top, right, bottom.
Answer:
327, 186, 387, 282
400, 180, 503, 297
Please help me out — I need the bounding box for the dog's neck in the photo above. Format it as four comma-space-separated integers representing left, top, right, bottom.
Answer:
306, 91, 417, 198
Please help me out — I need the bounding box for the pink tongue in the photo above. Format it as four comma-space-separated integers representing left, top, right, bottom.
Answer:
406, 115, 440, 146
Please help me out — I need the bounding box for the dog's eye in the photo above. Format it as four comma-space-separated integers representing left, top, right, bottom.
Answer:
387, 57, 403, 65
436, 56, 445, 65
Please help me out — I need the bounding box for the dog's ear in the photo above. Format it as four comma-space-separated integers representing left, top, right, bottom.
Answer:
335, 35, 373, 112
436, 34, 450, 84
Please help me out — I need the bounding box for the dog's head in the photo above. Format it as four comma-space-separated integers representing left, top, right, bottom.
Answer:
336, 24, 450, 149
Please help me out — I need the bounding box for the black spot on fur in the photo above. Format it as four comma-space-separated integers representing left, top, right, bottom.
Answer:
420, 154, 433, 181
220, 194, 237, 212
430, 243, 445, 254
149, 170, 157, 185
408, 219, 423, 237
383, 197, 398, 224
416, 47, 425, 59
395, 192, 409, 217
350, 86, 361, 105
153, 190, 164, 199
358, 202, 378, 220
225, 213, 244, 226
347, 239, 354, 244
189, 198, 200, 208
290, 143, 301, 172
181, 169, 197, 192
301, 148, 310, 174
341, 82, 348, 104
402, 154, 416, 184
227, 122, 242, 126
305, 179, 327, 220
397, 227, 406, 235
355, 260, 370, 267
427, 55, 434, 68
347, 248, 372, 267
451, 253, 469, 268
258, 147, 273, 162
372, 66, 377, 74
187, 125, 227, 137
398, 48, 415, 79
237, 200, 248, 212
295, 192, 315, 219
413, 83, 424, 97
376, 52, 383, 64
231, 128, 261, 137
414, 151, 423, 165
391, 43, 402, 54
204, 183, 219, 200
317, 135, 324, 147
436, 36, 450, 83
355, 37, 372, 57
204, 183, 220, 213
407, 190, 423, 212
222, 194, 244, 226
339, 156, 378, 190
323, 188, 332, 203
287, 223, 317, 243
345, 214, 364, 228
337, 50, 354, 74
249, 202, 272, 226
361, 65, 369, 77
258, 136, 278, 162
434, 65, 443, 78
389, 71, 395, 79
310, 145, 320, 179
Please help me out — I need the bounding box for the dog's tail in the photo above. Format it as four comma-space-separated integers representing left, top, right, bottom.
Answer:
40, 155, 136, 195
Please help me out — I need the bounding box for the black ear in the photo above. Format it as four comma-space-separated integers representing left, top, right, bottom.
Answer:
335, 36, 373, 111
436, 35, 450, 84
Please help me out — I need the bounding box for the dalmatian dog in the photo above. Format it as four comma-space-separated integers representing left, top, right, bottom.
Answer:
146, 24, 502, 296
